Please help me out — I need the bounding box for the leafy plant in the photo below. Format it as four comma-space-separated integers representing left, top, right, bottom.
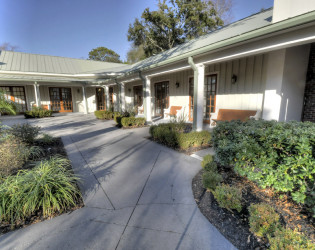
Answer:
248, 203, 280, 238
11, 123, 41, 144
24, 106, 53, 119
268, 228, 315, 250
212, 184, 243, 212
0, 156, 81, 224
202, 171, 223, 191
121, 117, 146, 128
201, 154, 213, 168
0, 89, 16, 115
212, 120, 315, 212
39, 133, 55, 144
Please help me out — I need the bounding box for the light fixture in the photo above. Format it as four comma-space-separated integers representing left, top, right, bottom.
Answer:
175, 82, 180, 88
231, 74, 237, 84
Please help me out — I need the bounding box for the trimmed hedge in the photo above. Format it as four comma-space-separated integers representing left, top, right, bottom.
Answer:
212, 120, 315, 213
94, 110, 116, 120
24, 107, 52, 119
149, 123, 211, 150
121, 117, 146, 128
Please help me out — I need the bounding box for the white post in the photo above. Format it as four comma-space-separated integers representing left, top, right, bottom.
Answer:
120, 83, 126, 112
103, 85, 110, 111
144, 76, 152, 122
194, 64, 205, 131
82, 86, 88, 114
34, 82, 41, 108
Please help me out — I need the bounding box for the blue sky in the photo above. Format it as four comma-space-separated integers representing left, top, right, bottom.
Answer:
0, 0, 273, 61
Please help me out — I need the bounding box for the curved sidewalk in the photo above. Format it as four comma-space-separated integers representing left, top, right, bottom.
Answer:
0, 114, 236, 250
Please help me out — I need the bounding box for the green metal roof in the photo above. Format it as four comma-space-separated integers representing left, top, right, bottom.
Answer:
0, 51, 130, 74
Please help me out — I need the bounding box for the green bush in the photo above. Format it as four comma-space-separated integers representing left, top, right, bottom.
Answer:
121, 117, 146, 128
0, 156, 81, 224
248, 203, 280, 238
268, 228, 315, 250
212, 184, 243, 212
202, 171, 223, 191
212, 120, 315, 209
149, 123, 211, 150
24, 106, 52, 119
39, 133, 55, 144
11, 123, 41, 144
201, 154, 213, 168
94, 110, 114, 120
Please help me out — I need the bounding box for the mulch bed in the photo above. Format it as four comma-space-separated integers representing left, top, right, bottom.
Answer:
192, 168, 315, 250
0, 137, 84, 235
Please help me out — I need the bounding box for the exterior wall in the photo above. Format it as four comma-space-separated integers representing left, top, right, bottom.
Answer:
148, 53, 266, 118
303, 43, 315, 122
273, 0, 315, 23
263, 45, 310, 121
124, 80, 143, 111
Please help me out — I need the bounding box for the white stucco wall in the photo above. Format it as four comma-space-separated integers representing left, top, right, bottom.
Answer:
273, 0, 315, 23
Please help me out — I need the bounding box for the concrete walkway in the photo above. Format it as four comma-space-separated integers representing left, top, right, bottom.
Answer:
0, 114, 235, 250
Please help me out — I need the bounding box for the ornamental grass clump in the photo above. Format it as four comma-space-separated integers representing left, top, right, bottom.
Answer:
248, 203, 280, 238
212, 184, 243, 212
0, 156, 81, 225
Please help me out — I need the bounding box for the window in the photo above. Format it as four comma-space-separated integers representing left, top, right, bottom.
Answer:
0, 86, 27, 112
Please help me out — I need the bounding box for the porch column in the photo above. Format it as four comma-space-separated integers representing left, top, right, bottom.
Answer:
82, 86, 88, 114
120, 83, 126, 111
193, 64, 205, 131
143, 76, 152, 122
33, 82, 41, 107
102, 85, 110, 111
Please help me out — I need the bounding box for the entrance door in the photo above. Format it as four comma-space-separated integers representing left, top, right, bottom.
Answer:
109, 87, 114, 111
155, 81, 169, 117
188, 74, 217, 123
49, 87, 73, 112
96, 87, 106, 110
133, 85, 143, 109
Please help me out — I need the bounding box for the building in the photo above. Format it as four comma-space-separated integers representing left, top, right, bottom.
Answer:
1, 0, 315, 130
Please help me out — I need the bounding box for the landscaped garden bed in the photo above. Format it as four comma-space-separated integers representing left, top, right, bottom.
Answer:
24, 106, 53, 119
192, 120, 315, 250
149, 123, 211, 153
0, 123, 83, 235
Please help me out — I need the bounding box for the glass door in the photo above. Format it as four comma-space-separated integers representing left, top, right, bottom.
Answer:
0, 86, 27, 113
96, 88, 106, 110
188, 74, 217, 123
155, 81, 169, 117
49, 87, 73, 112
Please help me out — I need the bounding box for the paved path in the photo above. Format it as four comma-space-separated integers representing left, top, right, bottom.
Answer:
0, 114, 235, 250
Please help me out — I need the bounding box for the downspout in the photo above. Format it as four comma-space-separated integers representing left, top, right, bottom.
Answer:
188, 57, 199, 131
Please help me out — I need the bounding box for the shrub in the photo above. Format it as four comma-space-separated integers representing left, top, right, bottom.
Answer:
212, 184, 243, 212
0, 156, 81, 224
121, 117, 146, 128
11, 123, 40, 144
94, 110, 114, 120
248, 203, 280, 238
202, 171, 223, 191
0, 136, 29, 177
268, 228, 315, 250
39, 133, 55, 144
201, 154, 213, 168
24, 106, 52, 119
212, 120, 315, 209
149, 123, 211, 150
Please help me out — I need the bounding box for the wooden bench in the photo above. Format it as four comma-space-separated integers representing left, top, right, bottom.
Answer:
164, 106, 183, 118
210, 109, 260, 126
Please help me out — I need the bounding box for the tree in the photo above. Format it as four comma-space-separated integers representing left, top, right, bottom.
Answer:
88, 47, 122, 63
211, 0, 233, 24
0, 42, 18, 51
0, 89, 16, 116
126, 44, 146, 64
127, 0, 224, 57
